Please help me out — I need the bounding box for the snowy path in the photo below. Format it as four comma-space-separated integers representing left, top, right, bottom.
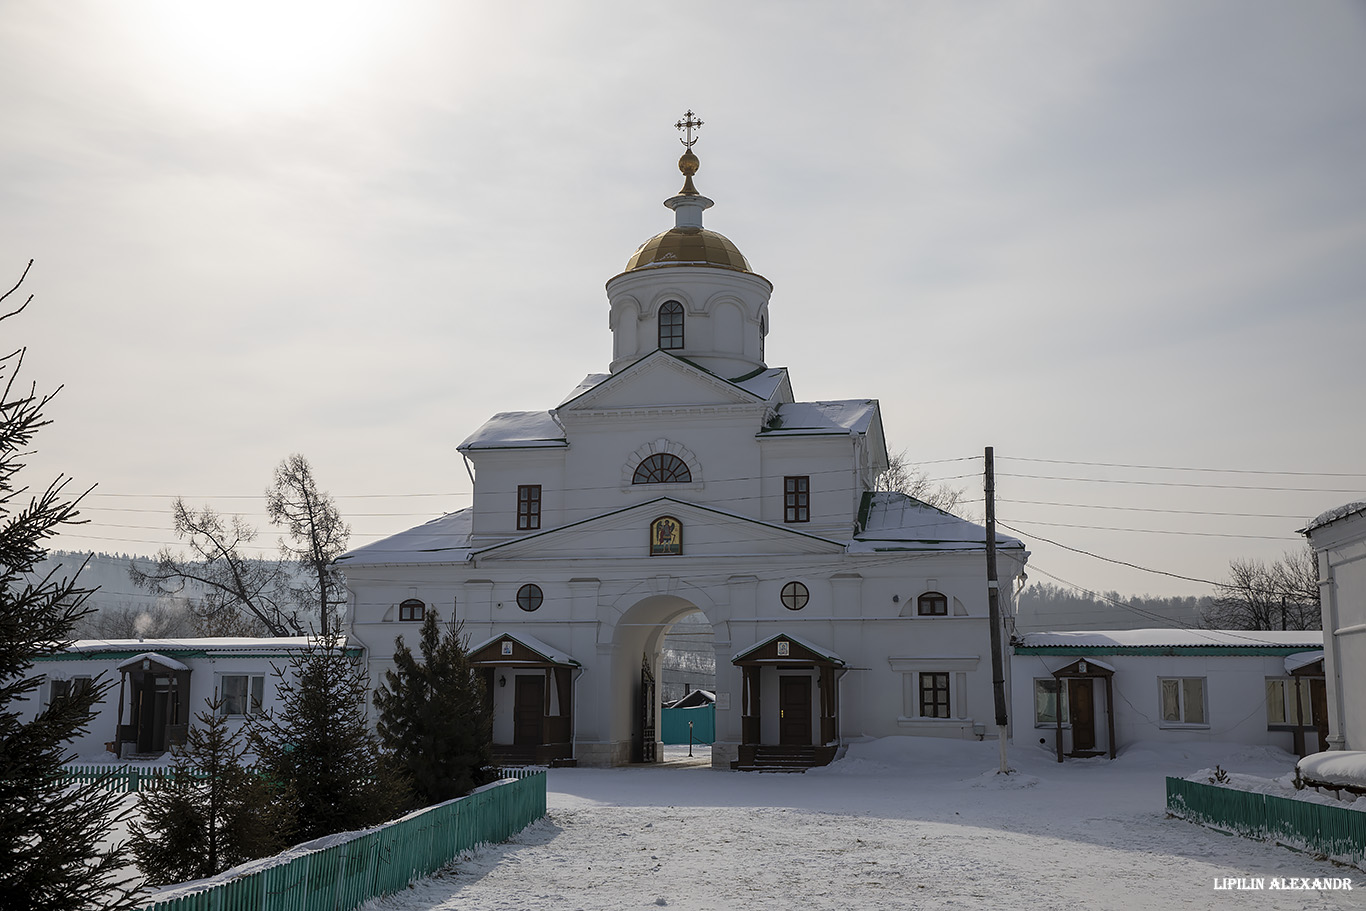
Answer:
361, 741, 1360, 910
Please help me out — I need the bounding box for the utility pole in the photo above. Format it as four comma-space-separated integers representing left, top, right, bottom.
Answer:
985, 446, 1011, 773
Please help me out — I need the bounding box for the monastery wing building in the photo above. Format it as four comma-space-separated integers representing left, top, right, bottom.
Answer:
338, 117, 1028, 770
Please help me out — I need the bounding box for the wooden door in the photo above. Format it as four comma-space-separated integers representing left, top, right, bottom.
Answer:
513, 676, 543, 747
1069, 679, 1095, 752
779, 676, 812, 746
1310, 678, 1329, 753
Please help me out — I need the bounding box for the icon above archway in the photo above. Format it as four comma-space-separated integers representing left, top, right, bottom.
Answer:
650, 516, 682, 556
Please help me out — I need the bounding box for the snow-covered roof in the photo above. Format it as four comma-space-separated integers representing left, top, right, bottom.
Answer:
558, 373, 611, 406
1284, 650, 1325, 674
46, 637, 336, 659
733, 632, 844, 666
467, 632, 580, 667
336, 509, 474, 566
1300, 501, 1366, 535
1054, 656, 1117, 673
457, 411, 567, 451
1018, 629, 1323, 650
732, 367, 787, 402
115, 652, 189, 672
758, 400, 878, 436
851, 491, 1024, 553
667, 689, 716, 708
1297, 751, 1366, 791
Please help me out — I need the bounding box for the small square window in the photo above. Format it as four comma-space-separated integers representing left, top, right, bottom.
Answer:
784, 476, 810, 523
517, 485, 542, 530
1034, 679, 1068, 725
1159, 677, 1206, 726
399, 599, 425, 622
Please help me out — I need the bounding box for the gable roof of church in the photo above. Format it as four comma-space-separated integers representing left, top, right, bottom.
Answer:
469, 495, 847, 559
557, 349, 769, 413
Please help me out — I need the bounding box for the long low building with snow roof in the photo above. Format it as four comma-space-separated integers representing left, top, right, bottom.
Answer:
336, 121, 1028, 770
23, 637, 352, 759
1011, 629, 1326, 761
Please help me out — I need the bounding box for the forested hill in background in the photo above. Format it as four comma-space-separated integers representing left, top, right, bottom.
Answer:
1014, 582, 1210, 633
28, 550, 206, 638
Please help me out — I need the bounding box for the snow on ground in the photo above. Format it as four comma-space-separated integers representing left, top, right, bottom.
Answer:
358, 739, 1361, 911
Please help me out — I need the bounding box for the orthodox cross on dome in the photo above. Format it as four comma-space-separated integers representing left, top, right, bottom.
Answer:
675, 109, 703, 148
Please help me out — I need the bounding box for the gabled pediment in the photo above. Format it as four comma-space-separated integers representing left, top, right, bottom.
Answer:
558, 351, 763, 413
472, 497, 845, 562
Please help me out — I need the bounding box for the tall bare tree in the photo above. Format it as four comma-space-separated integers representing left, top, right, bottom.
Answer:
129, 500, 298, 636
1203, 547, 1321, 630
267, 454, 349, 636
876, 448, 967, 516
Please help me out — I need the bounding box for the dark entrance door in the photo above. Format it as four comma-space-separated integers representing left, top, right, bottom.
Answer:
1069, 678, 1095, 752
779, 676, 812, 746
1310, 678, 1329, 752
513, 676, 543, 747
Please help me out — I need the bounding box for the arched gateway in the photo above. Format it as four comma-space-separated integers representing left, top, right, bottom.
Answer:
337, 113, 1027, 771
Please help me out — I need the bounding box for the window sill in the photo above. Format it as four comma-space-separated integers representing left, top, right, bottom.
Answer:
896, 717, 974, 735
1158, 723, 1210, 731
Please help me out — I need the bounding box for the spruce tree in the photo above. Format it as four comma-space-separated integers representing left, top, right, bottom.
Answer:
0, 262, 140, 909
127, 697, 285, 886
374, 610, 494, 808
248, 633, 404, 842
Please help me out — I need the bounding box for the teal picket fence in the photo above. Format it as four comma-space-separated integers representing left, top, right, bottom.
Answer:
1166, 776, 1366, 870
662, 704, 715, 745
67, 763, 536, 792
64, 764, 201, 792
139, 772, 547, 911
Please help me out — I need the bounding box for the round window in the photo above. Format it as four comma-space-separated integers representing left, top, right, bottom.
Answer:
516, 584, 543, 612
781, 581, 809, 611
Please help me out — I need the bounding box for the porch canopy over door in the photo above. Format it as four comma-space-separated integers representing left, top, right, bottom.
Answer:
113, 652, 191, 756
468, 632, 581, 765
732, 633, 846, 750
1051, 657, 1116, 762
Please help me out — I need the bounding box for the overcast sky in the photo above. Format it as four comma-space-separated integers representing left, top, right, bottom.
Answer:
3, 1, 1364, 606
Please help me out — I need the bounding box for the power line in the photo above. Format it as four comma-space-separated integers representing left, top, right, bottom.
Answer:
997, 520, 1223, 588
999, 472, 1364, 494
999, 499, 1311, 520
1002, 456, 1366, 478
1001, 518, 1297, 542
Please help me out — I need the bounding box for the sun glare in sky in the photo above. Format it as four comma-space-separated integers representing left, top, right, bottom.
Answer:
126, 1, 402, 113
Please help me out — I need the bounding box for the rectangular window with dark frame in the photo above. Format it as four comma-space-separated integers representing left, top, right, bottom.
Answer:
219, 675, 266, 717
517, 484, 542, 530
784, 476, 810, 523
920, 672, 951, 718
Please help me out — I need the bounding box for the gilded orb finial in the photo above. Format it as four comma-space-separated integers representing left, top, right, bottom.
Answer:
675, 109, 704, 196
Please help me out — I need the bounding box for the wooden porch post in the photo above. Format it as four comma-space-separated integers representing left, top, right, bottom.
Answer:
1054, 675, 1064, 763
1105, 676, 1116, 760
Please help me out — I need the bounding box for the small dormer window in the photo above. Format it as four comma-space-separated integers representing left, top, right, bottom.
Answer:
633, 453, 691, 484
658, 300, 684, 350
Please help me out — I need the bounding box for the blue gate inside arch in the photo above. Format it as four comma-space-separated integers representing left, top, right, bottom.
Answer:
661, 703, 715, 744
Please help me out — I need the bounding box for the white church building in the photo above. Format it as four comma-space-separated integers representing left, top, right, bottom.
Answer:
338, 118, 1028, 770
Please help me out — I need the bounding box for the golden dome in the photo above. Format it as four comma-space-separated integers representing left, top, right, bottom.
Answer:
624, 226, 751, 273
